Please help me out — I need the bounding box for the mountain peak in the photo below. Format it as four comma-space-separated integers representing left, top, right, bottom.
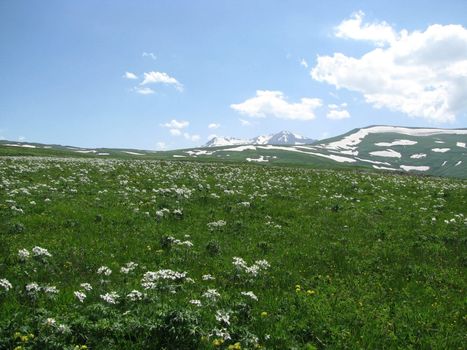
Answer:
204, 131, 316, 147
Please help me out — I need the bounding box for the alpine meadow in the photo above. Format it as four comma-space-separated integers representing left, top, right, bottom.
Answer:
1, 1, 467, 349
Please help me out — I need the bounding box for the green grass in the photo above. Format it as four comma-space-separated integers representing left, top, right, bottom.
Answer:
0, 157, 466, 349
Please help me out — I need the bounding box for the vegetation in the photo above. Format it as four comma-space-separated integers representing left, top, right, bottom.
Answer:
0, 156, 466, 349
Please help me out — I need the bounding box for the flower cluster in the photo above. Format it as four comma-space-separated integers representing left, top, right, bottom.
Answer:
141, 269, 188, 290
232, 257, 270, 277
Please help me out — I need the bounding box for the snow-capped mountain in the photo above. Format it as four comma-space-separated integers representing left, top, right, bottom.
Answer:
204, 131, 316, 147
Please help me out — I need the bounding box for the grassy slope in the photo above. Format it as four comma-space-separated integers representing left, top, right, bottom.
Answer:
0, 157, 466, 349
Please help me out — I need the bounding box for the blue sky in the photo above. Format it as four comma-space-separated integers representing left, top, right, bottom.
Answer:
1, 0, 466, 150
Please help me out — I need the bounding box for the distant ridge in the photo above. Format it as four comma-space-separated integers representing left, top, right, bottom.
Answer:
204, 130, 316, 147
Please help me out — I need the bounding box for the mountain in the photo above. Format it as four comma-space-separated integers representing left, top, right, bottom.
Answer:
1, 126, 466, 178
178, 125, 467, 178
204, 130, 316, 147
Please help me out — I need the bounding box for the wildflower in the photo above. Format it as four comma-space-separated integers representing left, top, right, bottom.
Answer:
25, 282, 40, 296
44, 318, 56, 326
189, 299, 202, 307
32, 246, 52, 258
0, 278, 12, 292
127, 290, 144, 301
207, 220, 226, 230
241, 291, 258, 301
80, 283, 92, 291
100, 291, 119, 304
228, 342, 242, 350
18, 249, 30, 261
203, 288, 220, 301
97, 266, 112, 276
202, 274, 215, 281
120, 261, 138, 274
215, 310, 231, 326
56, 324, 71, 334
212, 339, 224, 347
42, 285, 59, 296
141, 269, 187, 289
260, 311, 268, 318
306, 289, 315, 296
74, 291, 86, 303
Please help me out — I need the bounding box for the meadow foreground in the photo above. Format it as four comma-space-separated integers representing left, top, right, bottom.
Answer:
0, 157, 466, 349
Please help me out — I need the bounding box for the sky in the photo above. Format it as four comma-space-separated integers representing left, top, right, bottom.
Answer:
0, 0, 466, 150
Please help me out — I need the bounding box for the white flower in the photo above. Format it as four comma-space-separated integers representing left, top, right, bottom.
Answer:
45, 318, 56, 326
189, 299, 202, 307
120, 261, 138, 274
32, 246, 52, 258
215, 310, 231, 326
127, 290, 144, 301
241, 291, 258, 301
141, 269, 187, 290
210, 328, 231, 341
202, 288, 220, 301
74, 291, 86, 303
80, 283, 92, 291
97, 266, 112, 276
100, 291, 119, 304
42, 285, 59, 295
0, 278, 12, 291
56, 324, 71, 334
202, 274, 215, 281
18, 248, 30, 261
25, 282, 40, 296
207, 220, 226, 230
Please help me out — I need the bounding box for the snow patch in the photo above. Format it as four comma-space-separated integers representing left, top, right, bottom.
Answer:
455, 161, 462, 166
222, 145, 257, 152
400, 165, 430, 172
4, 143, 36, 148
410, 153, 427, 159
123, 151, 144, 155
369, 149, 402, 158
372, 165, 397, 171
432, 148, 450, 153
457, 142, 466, 148
375, 139, 417, 147
246, 155, 269, 163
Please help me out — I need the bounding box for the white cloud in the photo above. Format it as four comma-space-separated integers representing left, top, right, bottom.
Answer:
134, 86, 155, 95
142, 52, 157, 60
161, 119, 189, 129
184, 132, 200, 142
208, 123, 220, 129
18, 136, 25, 141
335, 11, 397, 46
123, 72, 138, 80
327, 103, 351, 120
156, 142, 166, 150
169, 129, 182, 136
312, 14, 467, 122
141, 71, 183, 91
231, 90, 322, 120
239, 118, 252, 126
300, 58, 308, 68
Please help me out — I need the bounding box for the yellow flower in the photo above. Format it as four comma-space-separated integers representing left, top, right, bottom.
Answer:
13, 332, 22, 340
27, 333, 35, 340
228, 342, 242, 350
20, 335, 29, 342
212, 338, 224, 346
260, 311, 268, 318
306, 289, 315, 295
295, 284, 301, 289
13, 347, 24, 350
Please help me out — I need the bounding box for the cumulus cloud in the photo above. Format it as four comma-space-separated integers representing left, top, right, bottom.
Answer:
335, 10, 397, 46
161, 119, 189, 129
142, 52, 157, 60
231, 90, 322, 120
156, 142, 166, 150
169, 129, 182, 136
184, 133, 200, 142
327, 103, 351, 120
123, 72, 138, 80
239, 118, 252, 126
208, 123, 220, 129
312, 12, 467, 122
134, 86, 155, 95
141, 71, 183, 91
